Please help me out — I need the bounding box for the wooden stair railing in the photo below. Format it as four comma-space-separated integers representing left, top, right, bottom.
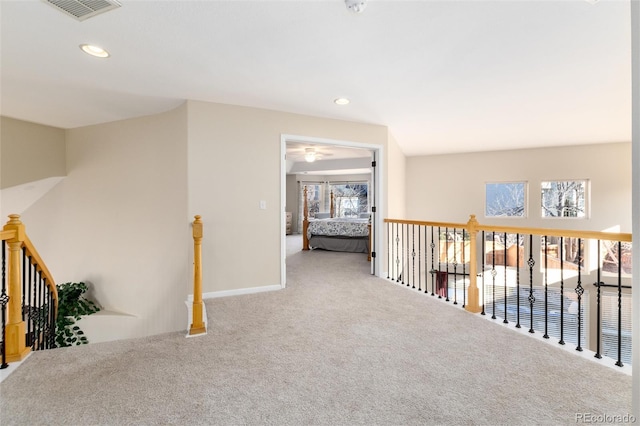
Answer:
1, 214, 58, 366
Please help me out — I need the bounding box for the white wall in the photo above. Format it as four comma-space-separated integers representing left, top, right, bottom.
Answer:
406, 142, 632, 233
21, 105, 190, 341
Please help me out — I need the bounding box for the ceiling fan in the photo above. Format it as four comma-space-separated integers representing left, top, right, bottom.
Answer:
288, 147, 334, 163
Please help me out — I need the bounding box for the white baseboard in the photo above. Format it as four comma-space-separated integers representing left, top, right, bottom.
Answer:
202, 284, 283, 299
187, 284, 283, 302
185, 284, 282, 336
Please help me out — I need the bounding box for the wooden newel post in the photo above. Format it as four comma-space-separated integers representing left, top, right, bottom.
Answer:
302, 186, 310, 251
189, 215, 206, 335
3, 214, 30, 361
465, 214, 482, 313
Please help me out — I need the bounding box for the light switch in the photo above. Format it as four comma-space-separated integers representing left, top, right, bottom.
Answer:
259, 200, 266, 210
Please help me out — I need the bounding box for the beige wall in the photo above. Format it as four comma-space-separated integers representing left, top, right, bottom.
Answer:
1, 104, 631, 349
406, 142, 632, 233
187, 100, 389, 293
21, 105, 190, 341
405, 142, 632, 360
0, 116, 66, 189
386, 133, 406, 219
2, 101, 393, 342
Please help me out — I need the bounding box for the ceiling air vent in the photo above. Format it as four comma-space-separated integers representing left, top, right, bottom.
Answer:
43, 0, 122, 22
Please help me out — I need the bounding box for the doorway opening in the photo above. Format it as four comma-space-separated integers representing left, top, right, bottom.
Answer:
280, 134, 384, 288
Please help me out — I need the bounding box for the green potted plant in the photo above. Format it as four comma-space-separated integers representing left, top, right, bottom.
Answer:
55, 282, 100, 347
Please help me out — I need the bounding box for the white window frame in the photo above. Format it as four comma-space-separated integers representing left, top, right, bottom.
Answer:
541, 179, 589, 219
484, 181, 528, 219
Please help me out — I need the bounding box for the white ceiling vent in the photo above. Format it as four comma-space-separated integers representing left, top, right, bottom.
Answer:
43, 0, 121, 21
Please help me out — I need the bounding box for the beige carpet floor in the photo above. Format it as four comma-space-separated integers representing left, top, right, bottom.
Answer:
0, 238, 632, 425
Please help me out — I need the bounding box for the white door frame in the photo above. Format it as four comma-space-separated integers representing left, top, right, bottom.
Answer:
280, 134, 385, 288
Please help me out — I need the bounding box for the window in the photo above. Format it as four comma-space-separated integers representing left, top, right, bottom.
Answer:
541, 180, 587, 218
330, 183, 368, 218
485, 182, 526, 218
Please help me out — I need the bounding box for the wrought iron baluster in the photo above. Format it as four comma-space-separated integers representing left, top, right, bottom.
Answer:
593, 240, 601, 356
38, 273, 44, 350
32, 267, 39, 350
559, 237, 566, 346
502, 232, 508, 323
22, 249, 27, 321
403, 224, 408, 285
444, 227, 449, 301
1, 242, 9, 369
33, 265, 43, 351
543, 236, 549, 339
429, 226, 435, 295
515, 234, 521, 328
417, 225, 422, 292
462, 229, 466, 308
437, 227, 442, 299
575, 238, 584, 352
527, 234, 536, 334
410, 224, 415, 288
491, 232, 496, 319
32, 261, 37, 348
47, 289, 54, 349
396, 223, 400, 282
38, 278, 49, 349
38, 274, 44, 350
42, 284, 48, 350
406, 224, 410, 286
481, 231, 486, 316
615, 241, 623, 367
452, 228, 458, 305
400, 224, 406, 284
27, 256, 34, 348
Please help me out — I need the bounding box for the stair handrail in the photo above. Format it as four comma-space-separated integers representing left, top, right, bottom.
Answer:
2, 214, 58, 364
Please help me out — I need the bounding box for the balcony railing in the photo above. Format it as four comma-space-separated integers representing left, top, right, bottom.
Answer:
384, 215, 633, 368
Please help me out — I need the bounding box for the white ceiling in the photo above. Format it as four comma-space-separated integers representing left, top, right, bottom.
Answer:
286, 141, 372, 175
0, 0, 632, 157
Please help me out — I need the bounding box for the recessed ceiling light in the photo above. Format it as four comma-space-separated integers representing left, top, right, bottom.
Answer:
79, 44, 110, 58
334, 98, 350, 105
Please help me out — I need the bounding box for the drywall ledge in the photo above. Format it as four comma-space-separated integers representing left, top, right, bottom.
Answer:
75, 310, 140, 344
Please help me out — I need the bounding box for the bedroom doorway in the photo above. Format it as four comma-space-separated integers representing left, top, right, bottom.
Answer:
280, 134, 384, 288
